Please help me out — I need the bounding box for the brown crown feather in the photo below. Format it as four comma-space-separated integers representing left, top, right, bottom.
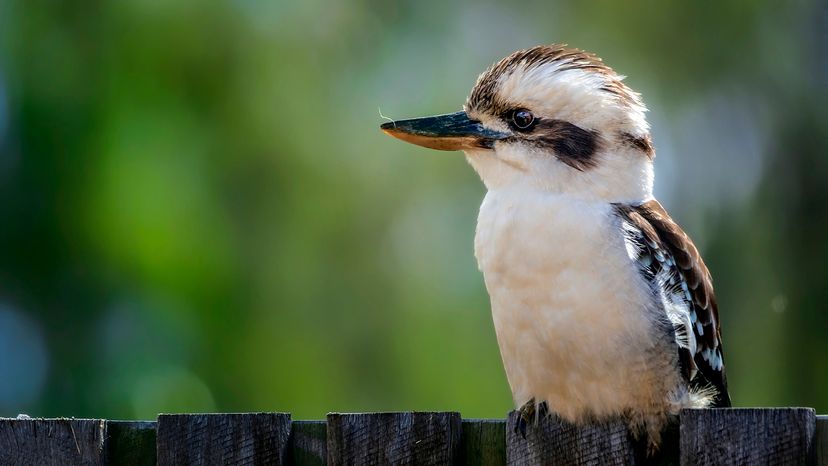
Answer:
466, 44, 640, 115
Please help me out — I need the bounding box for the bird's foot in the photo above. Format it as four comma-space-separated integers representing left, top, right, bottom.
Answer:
514, 399, 548, 439
514, 400, 535, 439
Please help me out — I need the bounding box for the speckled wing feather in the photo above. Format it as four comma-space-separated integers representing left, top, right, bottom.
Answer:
615, 200, 731, 407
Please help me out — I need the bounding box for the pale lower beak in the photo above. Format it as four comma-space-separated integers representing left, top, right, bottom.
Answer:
380, 111, 508, 151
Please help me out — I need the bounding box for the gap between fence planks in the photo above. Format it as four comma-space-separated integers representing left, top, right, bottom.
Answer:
0, 409, 822, 465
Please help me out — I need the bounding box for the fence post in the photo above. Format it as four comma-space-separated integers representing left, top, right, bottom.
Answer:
505, 410, 637, 465
156, 413, 291, 466
326, 412, 461, 465
0, 418, 106, 466
680, 408, 816, 465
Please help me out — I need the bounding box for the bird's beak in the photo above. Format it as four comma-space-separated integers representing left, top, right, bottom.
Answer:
380, 111, 508, 151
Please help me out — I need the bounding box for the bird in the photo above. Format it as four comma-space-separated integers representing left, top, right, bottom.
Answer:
380, 44, 730, 447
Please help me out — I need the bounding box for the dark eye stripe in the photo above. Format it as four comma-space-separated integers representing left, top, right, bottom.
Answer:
527, 120, 601, 170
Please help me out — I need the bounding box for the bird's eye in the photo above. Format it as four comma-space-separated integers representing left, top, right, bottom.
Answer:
510, 109, 535, 131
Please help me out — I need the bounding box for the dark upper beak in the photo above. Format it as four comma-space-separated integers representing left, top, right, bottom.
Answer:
380, 111, 509, 151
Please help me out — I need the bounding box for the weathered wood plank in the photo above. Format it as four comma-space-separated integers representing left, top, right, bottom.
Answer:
460, 419, 506, 466
505, 410, 636, 466
106, 421, 156, 466
814, 415, 827, 466
157, 413, 291, 466
288, 420, 326, 466
326, 412, 461, 465
680, 408, 816, 466
0, 418, 106, 466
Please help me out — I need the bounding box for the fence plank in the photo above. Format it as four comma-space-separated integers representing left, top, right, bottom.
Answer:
157, 413, 291, 466
326, 412, 461, 465
505, 410, 635, 466
0, 410, 822, 463
460, 419, 506, 466
814, 415, 827, 466
106, 421, 156, 466
289, 420, 326, 466
0, 418, 106, 466
680, 408, 816, 466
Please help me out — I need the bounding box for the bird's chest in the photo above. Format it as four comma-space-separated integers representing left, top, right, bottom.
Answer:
474, 191, 664, 414
474, 191, 640, 318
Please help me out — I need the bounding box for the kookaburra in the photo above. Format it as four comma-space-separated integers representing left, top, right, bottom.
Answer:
380, 45, 730, 444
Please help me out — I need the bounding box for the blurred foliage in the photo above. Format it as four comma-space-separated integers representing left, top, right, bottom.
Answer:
0, 0, 826, 420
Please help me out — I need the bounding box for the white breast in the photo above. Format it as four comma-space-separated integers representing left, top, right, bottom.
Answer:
474, 189, 680, 422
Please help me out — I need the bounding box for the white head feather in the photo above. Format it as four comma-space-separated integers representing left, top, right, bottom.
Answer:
463, 45, 654, 203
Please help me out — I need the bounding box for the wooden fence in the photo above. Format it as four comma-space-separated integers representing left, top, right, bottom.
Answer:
0, 409, 825, 465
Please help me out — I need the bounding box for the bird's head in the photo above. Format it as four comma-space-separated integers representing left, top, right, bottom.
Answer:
381, 45, 655, 203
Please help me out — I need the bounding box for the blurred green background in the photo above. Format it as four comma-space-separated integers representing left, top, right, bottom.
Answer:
0, 0, 826, 421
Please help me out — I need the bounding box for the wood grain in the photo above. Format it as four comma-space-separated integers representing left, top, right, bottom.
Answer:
0, 418, 106, 466
156, 413, 291, 466
326, 412, 461, 465
505, 410, 636, 466
680, 408, 816, 466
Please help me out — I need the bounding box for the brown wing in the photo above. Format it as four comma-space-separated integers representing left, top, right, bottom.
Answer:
615, 200, 731, 407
